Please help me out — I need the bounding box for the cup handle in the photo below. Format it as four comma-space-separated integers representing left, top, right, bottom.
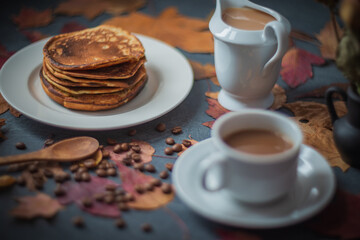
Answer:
199, 152, 227, 192
262, 21, 288, 76
325, 86, 348, 123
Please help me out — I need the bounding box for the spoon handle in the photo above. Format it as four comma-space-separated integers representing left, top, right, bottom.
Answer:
0, 150, 47, 166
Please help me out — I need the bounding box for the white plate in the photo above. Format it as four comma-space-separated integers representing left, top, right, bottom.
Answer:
0, 35, 193, 130
173, 138, 336, 229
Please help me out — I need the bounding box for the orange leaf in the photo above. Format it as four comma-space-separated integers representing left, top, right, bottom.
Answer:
205, 91, 219, 99
205, 98, 230, 119
10, 193, 63, 219
316, 21, 343, 60
202, 120, 215, 129
0, 175, 16, 189
210, 76, 220, 86
190, 61, 216, 80
269, 84, 287, 110
116, 163, 174, 210
281, 47, 325, 88
12, 8, 53, 29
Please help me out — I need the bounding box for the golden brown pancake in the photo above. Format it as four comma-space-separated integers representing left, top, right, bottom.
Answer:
43, 25, 145, 70
40, 70, 147, 111
46, 57, 146, 80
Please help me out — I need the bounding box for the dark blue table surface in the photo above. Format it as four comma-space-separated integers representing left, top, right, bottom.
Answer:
1, 0, 359, 239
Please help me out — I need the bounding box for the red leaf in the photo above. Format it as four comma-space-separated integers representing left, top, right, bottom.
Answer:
12, 8, 53, 29
106, 140, 155, 164
57, 176, 121, 218
21, 30, 49, 43
0, 44, 15, 69
61, 21, 86, 33
281, 47, 325, 88
202, 120, 215, 129
205, 98, 230, 119
307, 189, 360, 239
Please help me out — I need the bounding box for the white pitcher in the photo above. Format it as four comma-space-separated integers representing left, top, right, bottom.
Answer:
209, 0, 290, 110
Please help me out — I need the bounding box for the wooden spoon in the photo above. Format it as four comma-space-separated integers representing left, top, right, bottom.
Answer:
0, 136, 99, 166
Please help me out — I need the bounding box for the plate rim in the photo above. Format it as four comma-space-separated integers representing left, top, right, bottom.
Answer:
0, 34, 193, 131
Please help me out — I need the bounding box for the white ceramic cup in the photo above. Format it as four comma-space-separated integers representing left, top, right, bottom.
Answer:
199, 110, 303, 204
209, 0, 291, 110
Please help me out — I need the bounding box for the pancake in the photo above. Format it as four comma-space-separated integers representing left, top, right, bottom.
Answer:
46, 57, 146, 80
43, 25, 145, 70
40, 69, 148, 111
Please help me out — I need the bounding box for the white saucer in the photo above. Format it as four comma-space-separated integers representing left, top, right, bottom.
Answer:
173, 139, 335, 229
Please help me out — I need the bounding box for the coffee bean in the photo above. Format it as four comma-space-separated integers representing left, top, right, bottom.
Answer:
95, 168, 107, 177
54, 173, 65, 183
161, 183, 172, 194
113, 144, 122, 153
28, 164, 38, 173
155, 123, 166, 132
159, 170, 169, 179
43, 168, 54, 178
102, 149, 110, 158
34, 179, 44, 189
115, 218, 126, 228
120, 143, 129, 151
82, 198, 93, 208
74, 172, 82, 182
107, 138, 117, 145
15, 142, 26, 150
182, 139, 192, 147
172, 143, 183, 152
115, 195, 126, 203
131, 153, 141, 162
104, 194, 115, 204
145, 164, 156, 173
77, 167, 88, 173
16, 176, 26, 186
94, 193, 105, 202
128, 129, 137, 136
69, 164, 79, 172
165, 137, 175, 145
133, 163, 144, 171
118, 203, 129, 211
81, 172, 91, 182
144, 182, 154, 191
135, 184, 145, 194
150, 178, 162, 187
165, 163, 174, 172
141, 223, 152, 232
171, 126, 182, 135
124, 193, 134, 202
164, 147, 173, 155
7, 164, 20, 172
32, 172, 43, 180
72, 216, 85, 228
54, 184, 66, 196
106, 168, 117, 176
44, 138, 55, 147
122, 157, 132, 166
105, 184, 117, 192
131, 145, 141, 153
83, 159, 96, 169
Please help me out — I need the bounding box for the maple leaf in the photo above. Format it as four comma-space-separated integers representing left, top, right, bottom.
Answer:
202, 120, 215, 129
116, 163, 174, 210
307, 189, 360, 239
11, 193, 63, 219
58, 176, 121, 218
281, 47, 325, 88
190, 60, 216, 80
107, 140, 155, 164
210, 76, 220, 86
316, 20, 343, 60
12, 8, 53, 29
21, 30, 49, 43
0, 175, 16, 189
103, 7, 213, 53
1, 93, 21, 117
296, 83, 349, 99
205, 98, 230, 120
60, 21, 86, 34
270, 84, 287, 110
0, 44, 15, 69
177, 137, 198, 156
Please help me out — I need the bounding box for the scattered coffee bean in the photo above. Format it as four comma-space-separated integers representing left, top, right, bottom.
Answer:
145, 164, 156, 173
43, 168, 54, 178
69, 164, 79, 173
81, 172, 91, 182
16, 176, 26, 186
28, 164, 38, 173
135, 184, 145, 194
102, 149, 110, 158
54, 184, 66, 196
120, 143, 129, 151
131, 153, 141, 162
155, 123, 166, 132
171, 126, 182, 135
94, 193, 105, 202
54, 173, 66, 183
107, 168, 117, 176
141, 223, 152, 232
133, 163, 144, 171
105, 184, 117, 192
172, 143, 183, 152
165, 137, 175, 145
64, 172, 71, 180
83, 159, 96, 169
32, 172, 43, 180
128, 129, 137, 136
131, 145, 141, 153
115, 218, 126, 228
115, 189, 126, 196
115, 195, 126, 203
104, 193, 115, 204
165, 163, 174, 172
7, 164, 20, 172
159, 170, 169, 179
144, 182, 154, 191
44, 138, 55, 147
15, 142, 26, 150
77, 167, 88, 174
107, 138, 117, 145
122, 157, 132, 166
34, 179, 44, 189
82, 198, 93, 208
150, 178, 162, 187
113, 144, 122, 153
72, 216, 85, 228
118, 202, 129, 211
182, 139, 192, 147
164, 147, 173, 155
74, 172, 82, 182
124, 193, 135, 202
96, 168, 107, 177
161, 183, 172, 194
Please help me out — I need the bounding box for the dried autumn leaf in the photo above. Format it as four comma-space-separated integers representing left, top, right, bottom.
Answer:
60, 21, 86, 34
107, 140, 155, 164
307, 189, 360, 240
0, 93, 21, 117
58, 176, 121, 218
178, 138, 198, 156
12, 8, 53, 29
205, 91, 219, 99
10, 193, 63, 219
202, 120, 215, 129
316, 20, 343, 60
290, 29, 319, 45
217, 228, 262, 240
21, 30, 49, 43
269, 84, 287, 110
210, 76, 220, 86
0, 175, 16, 189
190, 60, 216, 80
296, 83, 349, 99
281, 47, 325, 88
103, 8, 213, 53
0, 44, 15, 69
116, 163, 174, 210
205, 98, 230, 119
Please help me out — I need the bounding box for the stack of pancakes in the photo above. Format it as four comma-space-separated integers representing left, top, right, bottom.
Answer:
41, 25, 147, 111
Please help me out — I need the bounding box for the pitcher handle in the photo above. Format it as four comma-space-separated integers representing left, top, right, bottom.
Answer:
325, 86, 348, 123
262, 21, 288, 76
